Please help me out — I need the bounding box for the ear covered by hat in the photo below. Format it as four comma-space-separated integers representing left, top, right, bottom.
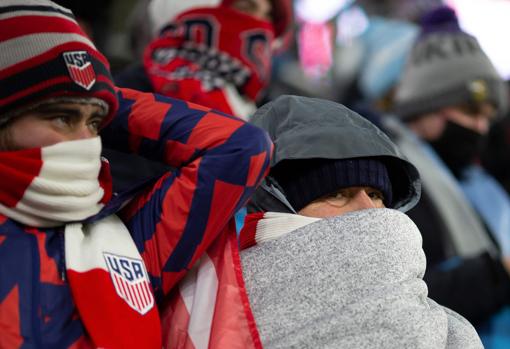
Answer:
393, 6, 508, 120
0, 0, 118, 127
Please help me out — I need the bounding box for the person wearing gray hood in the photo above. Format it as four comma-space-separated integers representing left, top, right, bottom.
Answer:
238, 95, 483, 348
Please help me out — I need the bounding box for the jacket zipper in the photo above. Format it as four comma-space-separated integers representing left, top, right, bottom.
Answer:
59, 229, 66, 282
30, 234, 42, 347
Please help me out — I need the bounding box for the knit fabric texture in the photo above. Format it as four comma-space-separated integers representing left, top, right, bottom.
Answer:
393, 6, 507, 119
240, 208, 483, 349
0, 0, 118, 127
271, 158, 393, 211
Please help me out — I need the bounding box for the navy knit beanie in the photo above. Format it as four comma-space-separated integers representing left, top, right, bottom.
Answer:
271, 158, 393, 211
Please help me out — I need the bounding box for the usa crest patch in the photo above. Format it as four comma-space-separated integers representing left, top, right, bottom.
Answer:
104, 252, 155, 315
62, 51, 96, 90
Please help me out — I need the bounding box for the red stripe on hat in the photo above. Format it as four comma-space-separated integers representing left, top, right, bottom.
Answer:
0, 76, 70, 108
0, 15, 85, 43
0, 148, 43, 207
187, 112, 243, 149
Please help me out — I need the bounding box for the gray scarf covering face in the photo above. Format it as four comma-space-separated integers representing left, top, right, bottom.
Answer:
240, 208, 482, 349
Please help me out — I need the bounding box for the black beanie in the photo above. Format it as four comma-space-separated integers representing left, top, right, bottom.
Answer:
271, 158, 393, 211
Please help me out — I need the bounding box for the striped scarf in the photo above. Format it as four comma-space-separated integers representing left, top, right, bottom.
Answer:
0, 137, 161, 348
239, 212, 320, 250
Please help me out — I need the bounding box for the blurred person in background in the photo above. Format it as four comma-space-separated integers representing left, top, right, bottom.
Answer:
481, 109, 510, 195
117, 0, 292, 119
384, 6, 510, 348
109, 0, 292, 192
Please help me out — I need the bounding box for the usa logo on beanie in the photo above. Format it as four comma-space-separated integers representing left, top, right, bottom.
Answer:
0, 0, 119, 127
63, 51, 96, 90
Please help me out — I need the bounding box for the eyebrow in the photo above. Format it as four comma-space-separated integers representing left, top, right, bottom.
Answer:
32, 105, 104, 119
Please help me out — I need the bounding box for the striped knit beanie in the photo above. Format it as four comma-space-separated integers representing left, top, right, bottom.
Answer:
0, 0, 118, 127
271, 158, 393, 211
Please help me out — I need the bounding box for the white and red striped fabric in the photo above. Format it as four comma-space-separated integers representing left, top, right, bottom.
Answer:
0, 137, 110, 227
161, 222, 263, 349
239, 212, 320, 250
65, 214, 161, 349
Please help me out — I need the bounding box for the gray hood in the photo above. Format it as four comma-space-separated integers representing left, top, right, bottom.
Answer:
248, 95, 421, 213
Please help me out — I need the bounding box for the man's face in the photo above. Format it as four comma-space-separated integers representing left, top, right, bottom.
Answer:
1, 102, 104, 151
231, 0, 272, 21
298, 186, 386, 218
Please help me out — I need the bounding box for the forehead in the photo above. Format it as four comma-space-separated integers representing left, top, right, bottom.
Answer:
19, 100, 106, 117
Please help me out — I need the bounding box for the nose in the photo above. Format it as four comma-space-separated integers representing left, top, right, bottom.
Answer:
349, 190, 377, 211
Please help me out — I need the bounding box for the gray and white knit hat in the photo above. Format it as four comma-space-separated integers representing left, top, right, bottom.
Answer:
393, 6, 508, 120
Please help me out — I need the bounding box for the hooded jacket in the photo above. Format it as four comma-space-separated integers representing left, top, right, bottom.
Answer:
238, 95, 482, 348
247, 94, 421, 214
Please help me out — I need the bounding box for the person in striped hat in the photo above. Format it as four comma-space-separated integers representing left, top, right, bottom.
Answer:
0, 1, 272, 348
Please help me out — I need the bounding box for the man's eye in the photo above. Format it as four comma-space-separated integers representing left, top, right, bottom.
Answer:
50, 115, 73, 126
88, 119, 102, 133
333, 191, 346, 199
325, 191, 345, 199
368, 190, 384, 201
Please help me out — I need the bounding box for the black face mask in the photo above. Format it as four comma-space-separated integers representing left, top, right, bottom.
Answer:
429, 121, 486, 179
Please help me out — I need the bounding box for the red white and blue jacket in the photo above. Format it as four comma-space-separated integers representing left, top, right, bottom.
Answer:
0, 88, 272, 348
